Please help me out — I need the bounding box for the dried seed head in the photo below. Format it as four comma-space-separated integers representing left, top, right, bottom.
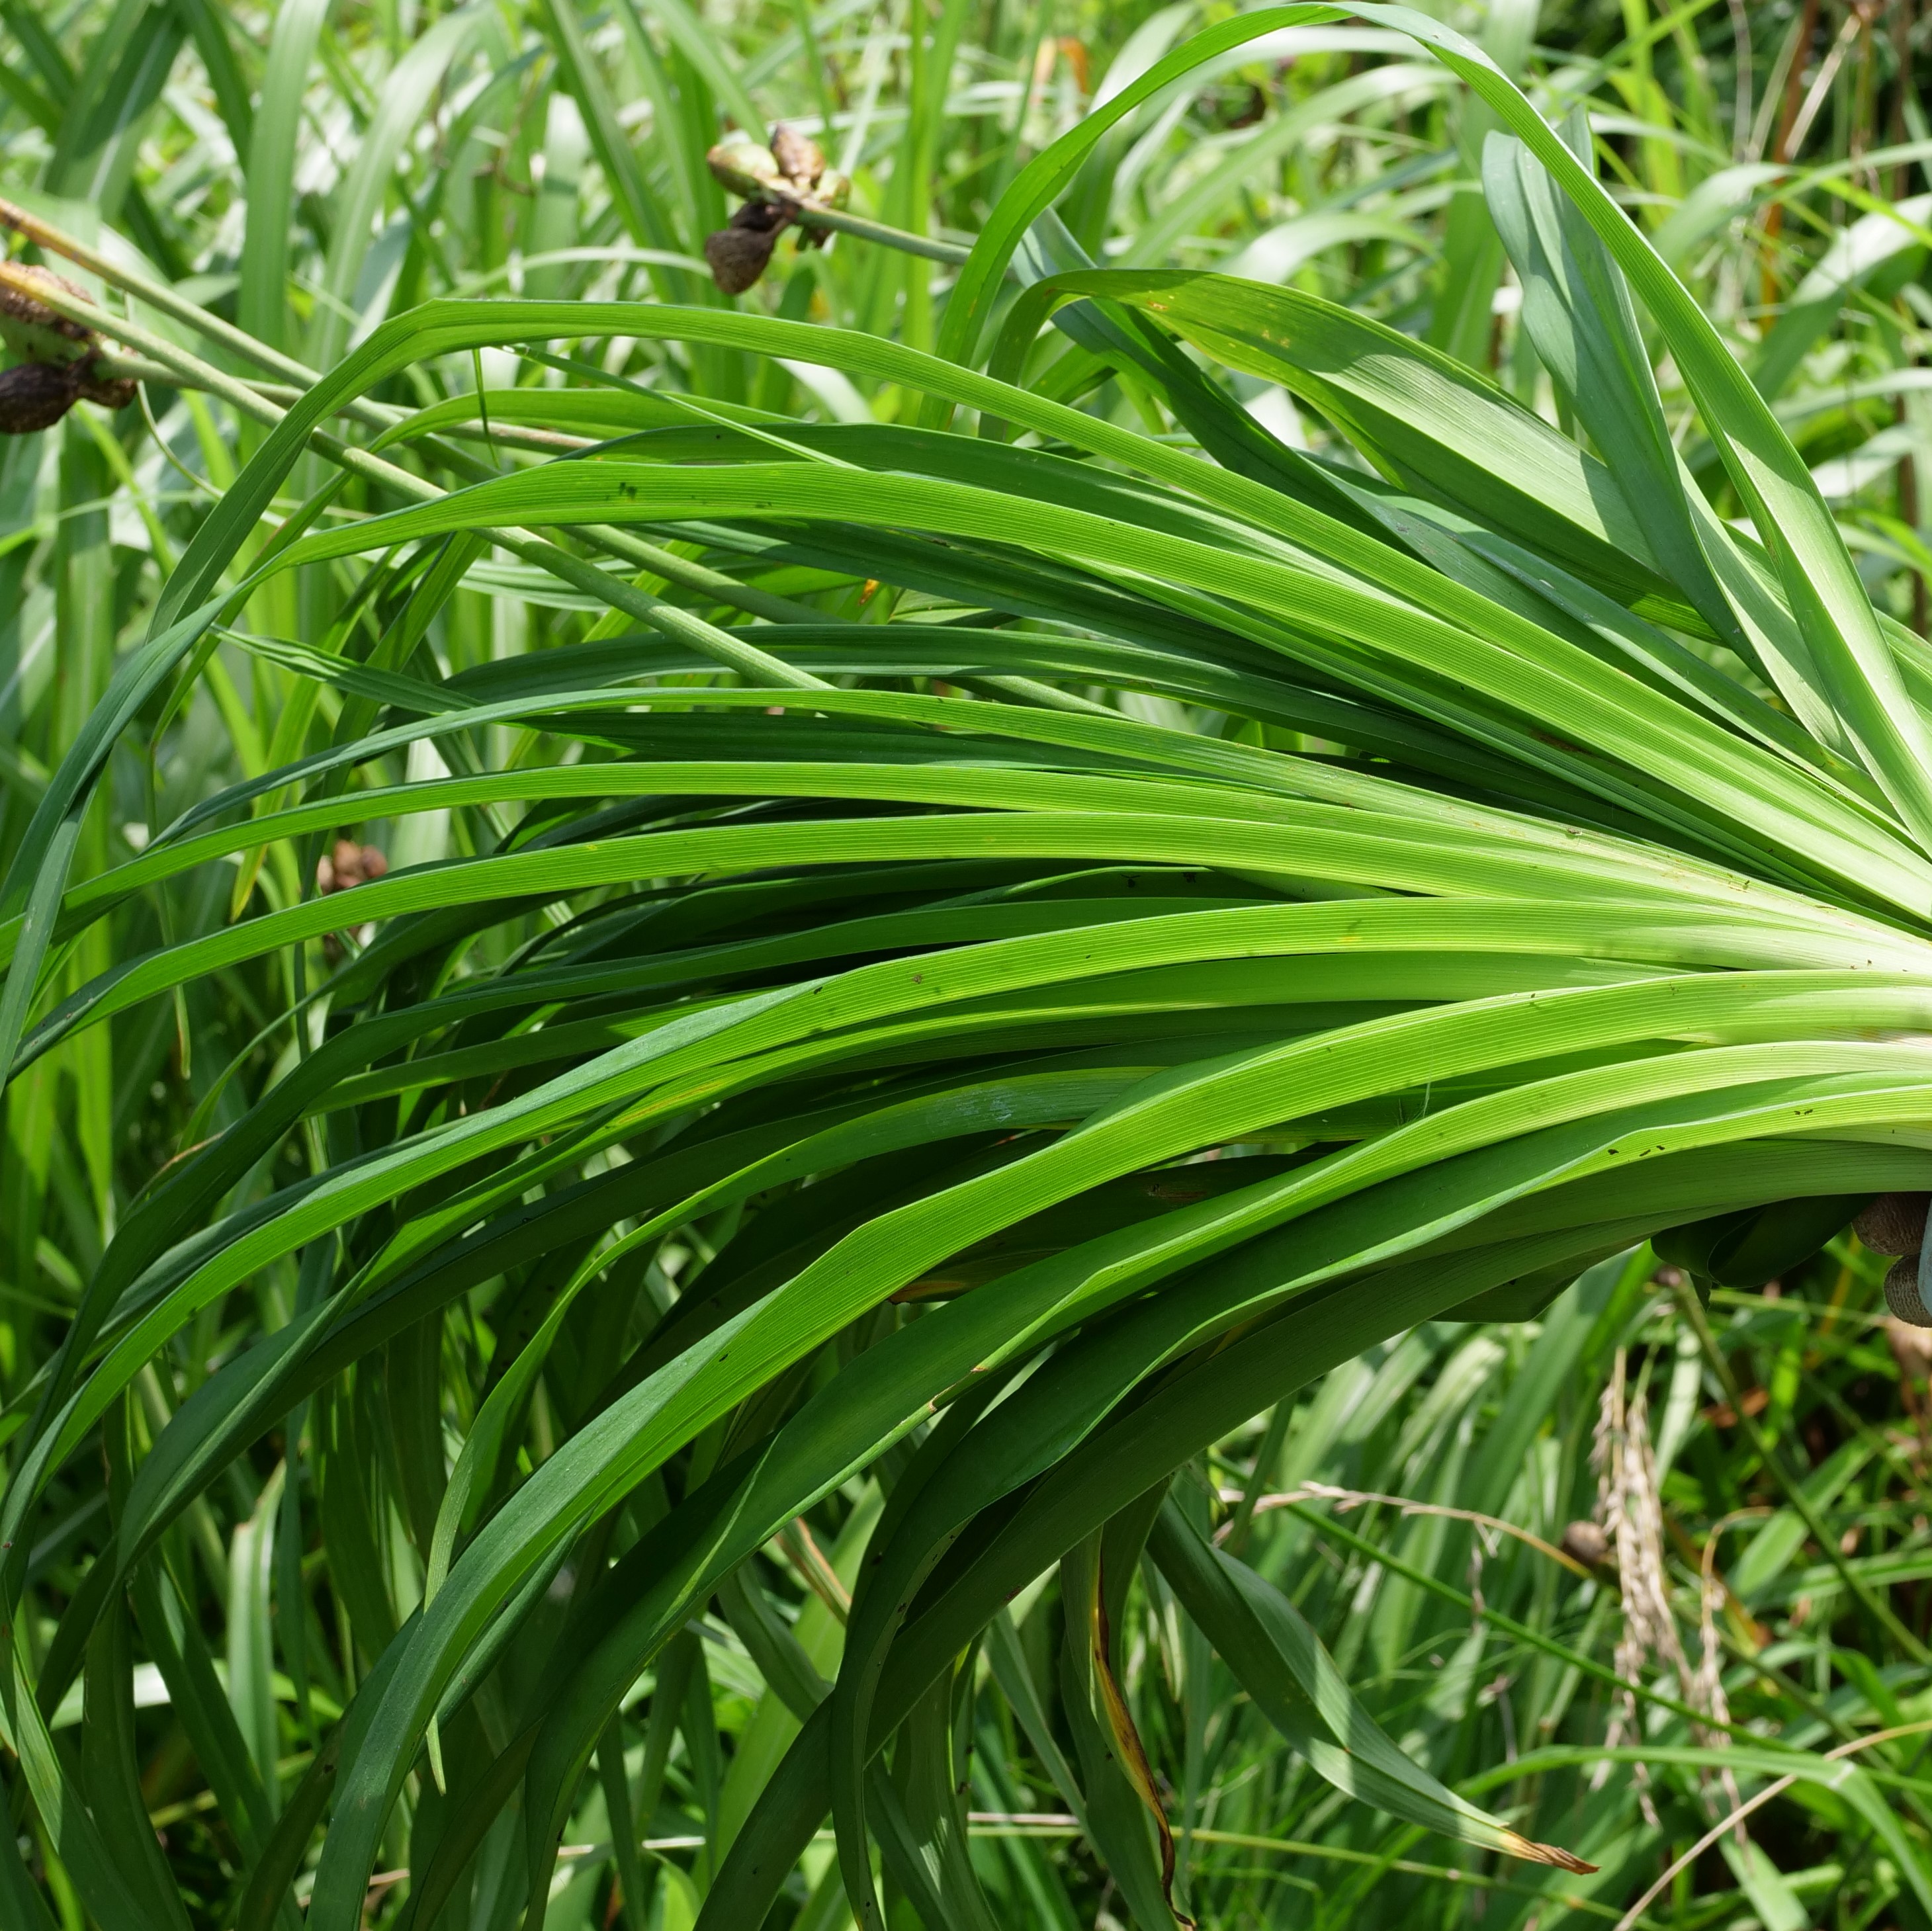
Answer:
0, 360, 77, 433
1884, 1256, 1932, 1327
770, 124, 825, 190
1559, 1519, 1609, 1568
1856, 1191, 1930, 1254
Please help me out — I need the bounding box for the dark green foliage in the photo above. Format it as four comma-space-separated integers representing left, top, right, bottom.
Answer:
8, 4, 1932, 1930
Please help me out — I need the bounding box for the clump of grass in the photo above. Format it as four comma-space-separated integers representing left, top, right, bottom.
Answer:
5, 5, 1932, 1930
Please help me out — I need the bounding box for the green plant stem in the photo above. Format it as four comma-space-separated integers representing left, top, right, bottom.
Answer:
417, 431, 836, 629
1707, 1622, 1932, 1834
967, 1821, 1670, 1927
97, 355, 586, 452
11, 204, 829, 652
1286, 1500, 1782, 1750
96, 355, 820, 629
16, 199, 911, 660
1223, 1401, 1295, 1557
7, 263, 826, 689
1, 193, 318, 388
1716, 1625, 1858, 1743
1673, 1279, 1932, 1666
775, 196, 973, 263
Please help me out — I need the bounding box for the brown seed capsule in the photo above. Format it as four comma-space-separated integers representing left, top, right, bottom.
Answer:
316, 839, 388, 894
1559, 1520, 1609, 1568
705, 137, 784, 198
1884, 1255, 1932, 1328
75, 366, 136, 411
704, 201, 790, 294
0, 359, 78, 433
704, 224, 779, 294
770, 123, 825, 190
0, 263, 93, 345
1857, 1191, 1931, 1255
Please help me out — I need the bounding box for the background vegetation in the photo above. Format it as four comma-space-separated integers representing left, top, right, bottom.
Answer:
9, 1, 1932, 1928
